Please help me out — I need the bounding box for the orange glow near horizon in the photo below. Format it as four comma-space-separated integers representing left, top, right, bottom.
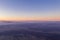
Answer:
0, 0, 60, 22
0, 17, 60, 21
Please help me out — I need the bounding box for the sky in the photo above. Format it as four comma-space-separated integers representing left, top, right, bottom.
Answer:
0, 0, 60, 21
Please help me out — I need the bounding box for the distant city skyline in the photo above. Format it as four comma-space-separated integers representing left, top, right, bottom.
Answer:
0, 0, 60, 21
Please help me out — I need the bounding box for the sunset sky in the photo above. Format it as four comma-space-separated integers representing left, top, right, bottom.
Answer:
0, 0, 60, 21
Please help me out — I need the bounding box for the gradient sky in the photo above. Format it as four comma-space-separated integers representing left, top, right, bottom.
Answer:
0, 0, 60, 21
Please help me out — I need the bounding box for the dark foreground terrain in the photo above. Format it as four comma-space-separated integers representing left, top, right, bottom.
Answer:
0, 21, 60, 40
